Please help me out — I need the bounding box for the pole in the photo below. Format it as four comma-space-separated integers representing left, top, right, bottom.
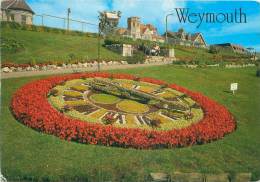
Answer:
67, 8, 71, 32
165, 16, 168, 44
41, 15, 44, 26
165, 13, 174, 44
97, 23, 101, 72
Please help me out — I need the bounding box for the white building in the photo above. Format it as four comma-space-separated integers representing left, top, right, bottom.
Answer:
0, 0, 34, 25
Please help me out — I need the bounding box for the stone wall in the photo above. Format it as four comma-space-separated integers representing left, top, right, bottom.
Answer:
144, 56, 175, 64
148, 172, 253, 182
106, 44, 133, 57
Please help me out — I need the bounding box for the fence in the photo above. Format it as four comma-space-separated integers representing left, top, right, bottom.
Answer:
33, 14, 98, 33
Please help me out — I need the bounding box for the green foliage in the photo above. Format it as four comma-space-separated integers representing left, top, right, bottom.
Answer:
209, 45, 220, 54
104, 35, 163, 47
0, 37, 24, 52
126, 51, 145, 64
68, 53, 76, 61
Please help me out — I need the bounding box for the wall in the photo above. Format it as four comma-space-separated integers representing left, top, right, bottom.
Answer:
0, 9, 33, 25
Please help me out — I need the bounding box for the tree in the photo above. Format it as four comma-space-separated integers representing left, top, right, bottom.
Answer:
98, 11, 121, 36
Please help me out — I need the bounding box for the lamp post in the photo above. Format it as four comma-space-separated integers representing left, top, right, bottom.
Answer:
67, 8, 71, 32
97, 22, 101, 72
165, 13, 174, 44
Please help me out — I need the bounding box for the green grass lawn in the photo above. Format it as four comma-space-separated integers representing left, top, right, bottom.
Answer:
173, 45, 251, 63
1, 27, 123, 64
1, 66, 260, 181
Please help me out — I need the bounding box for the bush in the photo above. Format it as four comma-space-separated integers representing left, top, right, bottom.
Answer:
209, 45, 220, 54
0, 37, 25, 52
126, 51, 145, 64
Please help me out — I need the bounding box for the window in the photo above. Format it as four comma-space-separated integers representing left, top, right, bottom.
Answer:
21, 15, 26, 25
7, 14, 10, 21
11, 14, 15, 21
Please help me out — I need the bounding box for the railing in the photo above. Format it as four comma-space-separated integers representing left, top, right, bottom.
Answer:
33, 14, 98, 33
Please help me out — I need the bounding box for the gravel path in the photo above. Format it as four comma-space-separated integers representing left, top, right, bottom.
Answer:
1, 61, 172, 79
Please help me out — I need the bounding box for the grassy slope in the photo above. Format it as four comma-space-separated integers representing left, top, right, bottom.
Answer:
1, 66, 260, 181
173, 45, 250, 63
1, 27, 250, 65
1, 27, 123, 64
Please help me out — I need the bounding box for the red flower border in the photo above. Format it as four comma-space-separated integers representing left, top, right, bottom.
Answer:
10, 72, 236, 149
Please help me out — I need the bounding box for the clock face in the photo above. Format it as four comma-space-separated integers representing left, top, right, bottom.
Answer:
11, 73, 236, 149
49, 77, 204, 130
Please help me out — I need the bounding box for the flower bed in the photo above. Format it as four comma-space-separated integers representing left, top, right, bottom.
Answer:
10, 72, 236, 149
90, 93, 121, 104
116, 100, 149, 114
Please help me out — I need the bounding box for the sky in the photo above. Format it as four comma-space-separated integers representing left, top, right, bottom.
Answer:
28, 0, 260, 51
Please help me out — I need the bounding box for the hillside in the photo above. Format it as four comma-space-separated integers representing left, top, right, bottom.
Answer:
1, 27, 123, 64
1, 25, 254, 65
172, 45, 253, 64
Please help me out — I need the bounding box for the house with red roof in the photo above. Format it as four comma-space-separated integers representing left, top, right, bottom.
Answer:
117, 16, 165, 43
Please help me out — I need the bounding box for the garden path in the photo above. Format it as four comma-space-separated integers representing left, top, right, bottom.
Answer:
1, 61, 172, 79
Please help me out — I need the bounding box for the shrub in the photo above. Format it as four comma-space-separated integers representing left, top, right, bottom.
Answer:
29, 58, 37, 66
209, 45, 220, 54
126, 51, 145, 64
0, 37, 25, 52
68, 53, 76, 61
